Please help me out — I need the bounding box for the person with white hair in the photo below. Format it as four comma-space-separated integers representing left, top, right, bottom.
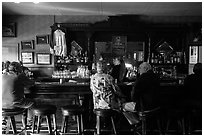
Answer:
131, 62, 160, 111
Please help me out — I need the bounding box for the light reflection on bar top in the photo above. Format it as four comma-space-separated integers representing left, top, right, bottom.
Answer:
35, 82, 135, 86
35, 82, 89, 85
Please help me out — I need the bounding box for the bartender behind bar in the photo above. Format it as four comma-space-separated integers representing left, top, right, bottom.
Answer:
110, 57, 127, 83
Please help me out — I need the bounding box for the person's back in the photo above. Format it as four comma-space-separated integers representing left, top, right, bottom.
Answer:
2, 62, 34, 109
2, 72, 16, 108
132, 62, 160, 111
90, 61, 124, 110
184, 63, 202, 107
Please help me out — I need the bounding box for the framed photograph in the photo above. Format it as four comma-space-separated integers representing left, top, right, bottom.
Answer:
21, 52, 34, 64
2, 22, 17, 37
21, 40, 34, 50
36, 53, 51, 65
36, 35, 49, 44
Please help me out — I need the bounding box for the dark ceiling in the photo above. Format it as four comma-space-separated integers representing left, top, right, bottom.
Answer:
2, 2, 202, 16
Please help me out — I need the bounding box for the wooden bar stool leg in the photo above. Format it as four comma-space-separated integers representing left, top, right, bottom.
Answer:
32, 116, 37, 134
36, 116, 41, 134
6, 117, 11, 134
52, 114, 57, 135
80, 114, 84, 134
65, 116, 69, 133
22, 111, 27, 128
111, 116, 117, 134
77, 115, 81, 134
22, 111, 27, 135
141, 116, 146, 135
157, 118, 162, 135
46, 115, 52, 135
61, 116, 66, 133
10, 116, 17, 134
181, 118, 185, 135
96, 115, 100, 135
166, 119, 170, 134
187, 114, 192, 135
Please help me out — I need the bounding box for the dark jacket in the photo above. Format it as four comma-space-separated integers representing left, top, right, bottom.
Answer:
111, 64, 127, 83
131, 70, 160, 111
184, 73, 202, 108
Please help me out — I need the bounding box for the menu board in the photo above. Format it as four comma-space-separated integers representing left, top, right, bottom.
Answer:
112, 36, 127, 56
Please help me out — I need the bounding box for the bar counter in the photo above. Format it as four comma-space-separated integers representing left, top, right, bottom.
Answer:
25, 79, 186, 131
25, 80, 185, 108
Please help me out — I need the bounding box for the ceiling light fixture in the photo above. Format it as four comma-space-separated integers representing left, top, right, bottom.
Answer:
33, 1, 39, 4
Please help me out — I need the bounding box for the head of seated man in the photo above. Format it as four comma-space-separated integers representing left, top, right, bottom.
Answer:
138, 62, 152, 75
193, 63, 202, 75
8, 61, 23, 75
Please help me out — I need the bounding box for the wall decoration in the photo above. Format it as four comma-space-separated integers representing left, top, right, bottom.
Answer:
21, 40, 34, 50
189, 46, 198, 64
2, 22, 17, 37
112, 36, 127, 56
36, 35, 49, 44
36, 53, 51, 65
21, 52, 34, 64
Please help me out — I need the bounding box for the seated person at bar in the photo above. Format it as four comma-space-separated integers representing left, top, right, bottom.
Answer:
2, 60, 10, 74
110, 57, 127, 83
131, 62, 160, 111
2, 61, 35, 127
90, 61, 125, 110
184, 63, 202, 108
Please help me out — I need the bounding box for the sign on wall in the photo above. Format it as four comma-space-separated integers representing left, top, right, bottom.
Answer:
189, 46, 198, 64
112, 36, 127, 56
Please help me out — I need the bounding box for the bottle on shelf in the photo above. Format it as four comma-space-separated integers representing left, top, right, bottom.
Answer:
80, 53, 84, 64
84, 51, 88, 63
151, 53, 155, 63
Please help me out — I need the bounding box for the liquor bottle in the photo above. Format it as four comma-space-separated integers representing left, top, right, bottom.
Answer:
84, 51, 88, 63
80, 53, 84, 64
151, 53, 155, 63
177, 55, 181, 64
173, 54, 177, 64
154, 55, 158, 64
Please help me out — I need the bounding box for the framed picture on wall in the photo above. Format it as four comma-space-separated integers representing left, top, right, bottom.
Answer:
21, 40, 34, 50
21, 52, 34, 64
2, 22, 17, 37
36, 35, 49, 44
36, 53, 51, 65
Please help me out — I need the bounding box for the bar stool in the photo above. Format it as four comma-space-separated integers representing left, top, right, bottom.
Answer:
60, 105, 84, 134
32, 104, 57, 135
94, 109, 117, 135
2, 107, 27, 135
137, 107, 162, 135
164, 107, 186, 135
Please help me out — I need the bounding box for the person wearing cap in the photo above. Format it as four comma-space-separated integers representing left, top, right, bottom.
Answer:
131, 62, 160, 111
2, 61, 35, 128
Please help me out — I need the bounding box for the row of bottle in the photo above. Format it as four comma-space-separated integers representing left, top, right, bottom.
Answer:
52, 65, 90, 79
126, 66, 138, 78
76, 65, 90, 78
55, 51, 88, 64
151, 53, 181, 64
152, 66, 177, 78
